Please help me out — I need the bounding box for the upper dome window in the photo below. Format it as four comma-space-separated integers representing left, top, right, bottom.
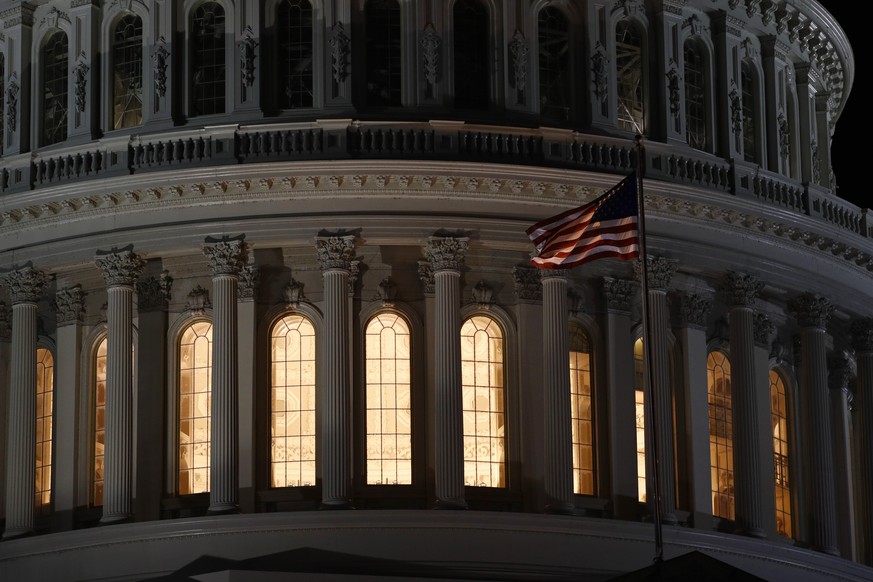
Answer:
111, 14, 144, 129
453, 0, 490, 111
364, 0, 402, 107
277, 0, 314, 109
538, 6, 571, 122
190, 2, 227, 117
41, 30, 69, 146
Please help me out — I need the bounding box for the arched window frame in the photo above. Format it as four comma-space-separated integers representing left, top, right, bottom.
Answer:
768, 363, 798, 538
782, 86, 801, 181
35, 337, 57, 517
706, 345, 734, 521
31, 16, 72, 149
531, 1, 578, 124
682, 33, 716, 153
740, 55, 766, 166
264, 0, 325, 113
568, 314, 601, 497
447, 0, 497, 111
101, 4, 148, 132
357, 0, 414, 108
183, 0, 236, 120
612, 13, 649, 136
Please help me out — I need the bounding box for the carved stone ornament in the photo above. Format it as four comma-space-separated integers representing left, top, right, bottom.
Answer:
745, 0, 761, 18
0, 301, 10, 341
728, 0, 741, 12
377, 277, 397, 307
417, 260, 435, 295
6, 73, 19, 132
850, 318, 873, 353
753, 312, 775, 347
666, 61, 681, 117
617, 0, 645, 18
828, 351, 854, 393
425, 236, 469, 272
603, 277, 635, 312
54, 285, 86, 325
777, 111, 790, 159
95, 250, 145, 288
788, 293, 833, 329
718, 271, 762, 307
73, 56, 90, 113
420, 24, 441, 87
239, 29, 259, 87
347, 260, 360, 296
203, 239, 248, 277
512, 266, 541, 302
316, 235, 357, 272
472, 280, 494, 309
673, 292, 712, 328
329, 22, 350, 84
1, 266, 49, 304
283, 279, 305, 307
729, 82, 743, 136
811, 141, 821, 185
185, 285, 211, 315
136, 270, 173, 312
634, 256, 677, 290
509, 30, 528, 93
237, 264, 259, 300
152, 42, 170, 98
591, 42, 609, 104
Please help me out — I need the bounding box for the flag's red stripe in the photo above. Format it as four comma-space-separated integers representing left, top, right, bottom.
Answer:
534, 215, 636, 252
537, 220, 639, 257
537, 238, 639, 263
531, 249, 640, 269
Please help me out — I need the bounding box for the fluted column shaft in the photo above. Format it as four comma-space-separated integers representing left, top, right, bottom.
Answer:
96, 251, 143, 524
791, 294, 839, 555
316, 235, 356, 508
426, 236, 468, 509
542, 273, 573, 513
851, 320, 873, 565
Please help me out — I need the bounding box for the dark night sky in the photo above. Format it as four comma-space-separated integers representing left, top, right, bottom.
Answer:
819, 3, 864, 209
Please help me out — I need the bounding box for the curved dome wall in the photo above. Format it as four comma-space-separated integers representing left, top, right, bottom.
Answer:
0, 1, 871, 580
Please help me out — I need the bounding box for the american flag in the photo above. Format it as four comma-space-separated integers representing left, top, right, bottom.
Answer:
527, 173, 640, 269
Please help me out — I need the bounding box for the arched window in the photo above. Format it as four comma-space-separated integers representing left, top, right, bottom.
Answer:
570, 323, 594, 495
453, 0, 489, 110
538, 6, 571, 122
1, 53, 5, 156
461, 315, 505, 488
616, 19, 645, 134
684, 39, 707, 151
111, 14, 143, 129
365, 312, 412, 485
707, 351, 733, 520
770, 370, 792, 537
741, 61, 757, 164
42, 30, 69, 146
92, 337, 108, 507
271, 314, 316, 487
365, 0, 401, 107
634, 338, 646, 502
190, 2, 226, 117
36, 348, 54, 514
178, 320, 212, 495
276, 0, 314, 109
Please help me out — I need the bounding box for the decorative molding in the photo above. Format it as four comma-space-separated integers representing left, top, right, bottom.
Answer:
73, 55, 90, 113
417, 260, 434, 296
237, 264, 259, 300
634, 256, 677, 290
316, 234, 357, 272
718, 271, 762, 307
777, 111, 790, 160
239, 28, 258, 88
40, 6, 70, 29
471, 280, 494, 310
591, 42, 609, 104
788, 292, 833, 329
54, 285, 86, 326
425, 236, 469, 272
6, 72, 19, 132
283, 279, 305, 307
136, 271, 173, 312
347, 260, 360, 296
509, 30, 528, 94
729, 81, 743, 136
377, 277, 397, 307
202, 238, 248, 277
673, 292, 712, 328
185, 285, 211, 315
328, 22, 350, 84
603, 277, 635, 313
95, 250, 144, 288
152, 42, 169, 97
512, 266, 541, 302
753, 312, 775, 347
1, 266, 48, 304
420, 24, 440, 87
666, 60, 681, 118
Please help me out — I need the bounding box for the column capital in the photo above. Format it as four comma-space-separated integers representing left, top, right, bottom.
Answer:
753, 312, 775, 348
1, 266, 49, 304
54, 285, 86, 326
789, 293, 833, 329
95, 250, 145, 288
316, 234, 357, 272
603, 277, 635, 313
425, 236, 469, 273
850, 318, 873, 353
136, 271, 173, 312
237, 264, 259, 301
417, 260, 435, 296
203, 238, 248, 277
828, 352, 854, 393
718, 271, 762, 307
512, 266, 541, 302
671, 291, 712, 328
634, 256, 677, 290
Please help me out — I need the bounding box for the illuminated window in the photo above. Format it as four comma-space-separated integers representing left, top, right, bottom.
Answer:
538, 6, 570, 121
741, 62, 757, 163
365, 0, 401, 107
271, 314, 316, 487
178, 321, 212, 495
190, 2, 226, 116
634, 338, 646, 502
707, 351, 734, 520
112, 14, 143, 129
92, 338, 107, 507
684, 39, 707, 151
365, 312, 412, 485
461, 315, 505, 488
35, 348, 54, 514
616, 20, 645, 134
277, 0, 314, 109
570, 323, 594, 495
42, 31, 69, 146
453, 0, 489, 110
770, 370, 793, 537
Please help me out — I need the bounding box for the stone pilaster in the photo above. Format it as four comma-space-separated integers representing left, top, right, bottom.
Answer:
1, 3, 35, 154
425, 236, 468, 509
202, 239, 247, 514
789, 293, 839, 555
316, 235, 357, 508
828, 351, 857, 559
95, 250, 144, 524
1, 266, 47, 539
851, 319, 873, 566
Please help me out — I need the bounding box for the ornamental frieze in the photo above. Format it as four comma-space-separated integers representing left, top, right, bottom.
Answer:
95, 250, 145, 287
425, 236, 469, 272
1, 266, 48, 304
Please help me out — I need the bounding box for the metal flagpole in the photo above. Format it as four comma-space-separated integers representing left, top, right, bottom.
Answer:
634, 134, 665, 563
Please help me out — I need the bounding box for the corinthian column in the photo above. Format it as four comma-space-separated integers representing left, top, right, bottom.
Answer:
95, 250, 144, 524
541, 271, 574, 514
425, 236, 469, 509
203, 239, 247, 514
635, 256, 678, 525
851, 319, 873, 566
719, 271, 765, 538
789, 293, 839, 555
1, 267, 48, 539
316, 234, 357, 508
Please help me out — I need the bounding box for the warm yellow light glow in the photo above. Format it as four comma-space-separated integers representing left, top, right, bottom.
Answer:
570, 324, 594, 495
93, 338, 107, 507
35, 348, 54, 513
634, 339, 646, 502
271, 314, 316, 488
365, 312, 412, 485
707, 351, 734, 520
770, 370, 792, 537
178, 321, 212, 495
461, 315, 505, 488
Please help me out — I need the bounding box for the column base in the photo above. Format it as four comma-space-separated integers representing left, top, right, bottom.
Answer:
736, 526, 767, 539
544, 502, 576, 516
432, 499, 468, 510
99, 514, 133, 526
661, 512, 679, 526
319, 500, 355, 510
2, 527, 34, 540
813, 544, 841, 557
207, 504, 241, 516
